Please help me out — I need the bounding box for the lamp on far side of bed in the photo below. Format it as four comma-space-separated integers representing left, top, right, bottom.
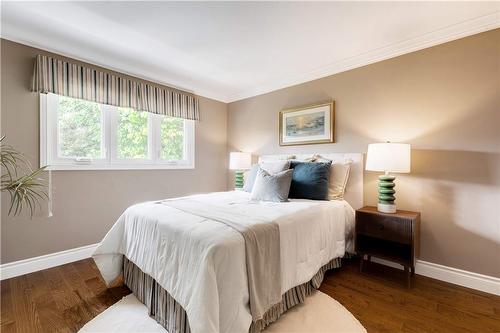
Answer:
229, 152, 252, 190
365, 142, 411, 213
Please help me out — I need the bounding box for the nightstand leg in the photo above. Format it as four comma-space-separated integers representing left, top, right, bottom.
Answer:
404, 266, 411, 288
410, 266, 415, 276
360, 258, 364, 272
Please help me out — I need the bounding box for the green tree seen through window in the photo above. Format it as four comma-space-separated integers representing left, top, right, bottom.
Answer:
117, 108, 149, 159
57, 96, 186, 161
58, 96, 102, 158
161, 117, 184, 160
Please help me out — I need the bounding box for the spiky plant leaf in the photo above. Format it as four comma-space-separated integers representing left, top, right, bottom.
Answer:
1, 135, 48, 218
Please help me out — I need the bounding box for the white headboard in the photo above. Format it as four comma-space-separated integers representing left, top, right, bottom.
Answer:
258, 153, 364, 209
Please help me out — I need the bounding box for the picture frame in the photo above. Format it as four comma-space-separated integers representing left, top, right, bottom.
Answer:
279, 101, 335, 146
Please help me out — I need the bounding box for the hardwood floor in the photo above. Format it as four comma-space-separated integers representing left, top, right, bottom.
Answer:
1, 258, 499, 332
320, 260, 500, 333
0, 259, 130, 333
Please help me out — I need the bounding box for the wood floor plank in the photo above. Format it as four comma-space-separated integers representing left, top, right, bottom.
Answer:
9, 275, 42, 333
58, 263, 107, 317
71, 260, 116, 307
0, 279, 16, 333
63, 261, 129, 332
42, 266, 92, 332
24, 271, 70, 333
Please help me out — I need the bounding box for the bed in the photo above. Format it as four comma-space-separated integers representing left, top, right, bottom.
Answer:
93, 153, 363, 333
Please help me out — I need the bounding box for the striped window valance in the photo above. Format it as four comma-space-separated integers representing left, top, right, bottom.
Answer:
31, 54, 200, 121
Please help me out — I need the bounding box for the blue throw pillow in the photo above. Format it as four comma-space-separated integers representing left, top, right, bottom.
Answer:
289, 161, 332, 200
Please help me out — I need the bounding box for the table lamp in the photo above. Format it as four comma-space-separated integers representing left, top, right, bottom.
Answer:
229, 152, 251, 189
365, 142, 411, 213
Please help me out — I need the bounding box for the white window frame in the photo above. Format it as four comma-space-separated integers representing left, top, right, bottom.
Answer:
40, 93, 195, 170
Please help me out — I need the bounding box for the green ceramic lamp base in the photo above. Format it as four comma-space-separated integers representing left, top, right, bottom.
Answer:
235, 170, 244, 189
378, 174, 396, 213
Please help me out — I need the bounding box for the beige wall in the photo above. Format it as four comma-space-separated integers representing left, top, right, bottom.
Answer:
228, 29, 500, 277
0, 39, 228, 264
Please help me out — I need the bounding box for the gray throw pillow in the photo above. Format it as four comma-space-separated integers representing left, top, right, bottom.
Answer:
243, 161, 291, 193
250, 168, 293, 202
260, 160, 290, 174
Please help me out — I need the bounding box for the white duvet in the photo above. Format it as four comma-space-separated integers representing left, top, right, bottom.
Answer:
93, 191, 355, 333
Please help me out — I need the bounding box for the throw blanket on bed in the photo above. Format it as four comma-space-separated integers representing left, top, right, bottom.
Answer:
159, 198, 282, 322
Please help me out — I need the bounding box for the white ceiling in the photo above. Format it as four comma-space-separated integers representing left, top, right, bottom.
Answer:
1, 2, 499, 103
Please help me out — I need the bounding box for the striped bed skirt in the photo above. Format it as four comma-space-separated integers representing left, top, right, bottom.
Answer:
123, 256, 343, 333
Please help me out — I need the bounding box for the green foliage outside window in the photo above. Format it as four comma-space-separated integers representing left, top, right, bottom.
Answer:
57, 96, 185, 161
117, 108, 149, 159
58, 96, 102, 158
161, 117, 184, 161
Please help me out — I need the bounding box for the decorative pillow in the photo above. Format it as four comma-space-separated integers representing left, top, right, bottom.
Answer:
328, 162, 351, 200
299, 155, 318, 162
260, 160, 290, 174
250, 168, 293, 202
288, 161, 332, 200
258, 155, 296, 163
243, 164, 259, 192
312, 155, 352, 200
243, 160, 290, 192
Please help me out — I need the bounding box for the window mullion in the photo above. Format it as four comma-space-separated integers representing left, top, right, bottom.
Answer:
39, 94, 48, 167
103, 104, 112, 164
187, 120, 195, 166
149, 113, 155, 163
109, 105, 118, 164
184, 120, 188, 162
49, 94, 59, 164
152, 114, 161, 163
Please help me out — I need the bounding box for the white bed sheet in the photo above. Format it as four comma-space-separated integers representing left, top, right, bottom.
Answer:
93, 191, 354, 333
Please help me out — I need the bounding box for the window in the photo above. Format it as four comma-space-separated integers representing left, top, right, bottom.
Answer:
40, 93, 195, 170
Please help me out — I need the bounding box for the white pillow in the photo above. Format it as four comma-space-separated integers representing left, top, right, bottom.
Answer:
258, 155, 296, 163
328, 162, 352, 200
311, 155, 352, 200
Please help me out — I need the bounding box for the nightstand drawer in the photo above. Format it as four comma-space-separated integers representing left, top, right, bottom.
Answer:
356, 212, 412, 244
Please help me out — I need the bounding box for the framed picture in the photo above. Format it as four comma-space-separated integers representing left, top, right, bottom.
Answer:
279, 101, 334, 146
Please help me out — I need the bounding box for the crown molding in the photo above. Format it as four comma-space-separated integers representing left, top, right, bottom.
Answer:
226, 11, 500, 103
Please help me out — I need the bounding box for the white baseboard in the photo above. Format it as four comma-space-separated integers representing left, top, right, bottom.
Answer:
0, 243, 99, 280
370, 257, 500, 296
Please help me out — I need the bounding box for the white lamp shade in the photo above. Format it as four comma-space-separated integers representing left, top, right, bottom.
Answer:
229, 152, 252, 170
365, 143, 411, 173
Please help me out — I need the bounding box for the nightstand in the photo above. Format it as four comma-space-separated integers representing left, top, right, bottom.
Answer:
355, 206, 420, 287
